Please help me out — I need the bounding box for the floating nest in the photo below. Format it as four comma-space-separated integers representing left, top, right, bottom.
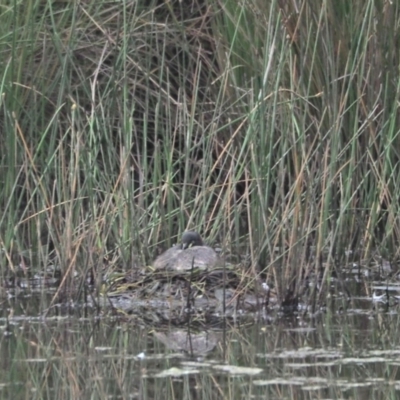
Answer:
102, 264, 273, 318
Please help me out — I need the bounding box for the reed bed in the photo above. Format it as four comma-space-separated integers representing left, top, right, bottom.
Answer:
0, 0, 399, 305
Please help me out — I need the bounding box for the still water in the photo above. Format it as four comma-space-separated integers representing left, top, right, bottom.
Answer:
1, 284, 400, 400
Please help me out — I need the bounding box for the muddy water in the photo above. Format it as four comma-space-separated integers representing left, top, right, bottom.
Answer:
1, 283, 400, 399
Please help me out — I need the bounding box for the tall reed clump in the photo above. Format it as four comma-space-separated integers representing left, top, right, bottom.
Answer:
212, 0, 400, 303
0, 0, 399, 305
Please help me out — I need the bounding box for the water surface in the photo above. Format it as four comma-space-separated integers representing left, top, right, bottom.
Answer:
1, 282, 400, 399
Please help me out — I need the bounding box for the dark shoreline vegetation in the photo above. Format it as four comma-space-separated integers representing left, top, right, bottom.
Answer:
1, 0, 400, 313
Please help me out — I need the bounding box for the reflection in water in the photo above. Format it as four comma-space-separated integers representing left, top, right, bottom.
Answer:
153, 329, 219, 355
2, 288, 400, 398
